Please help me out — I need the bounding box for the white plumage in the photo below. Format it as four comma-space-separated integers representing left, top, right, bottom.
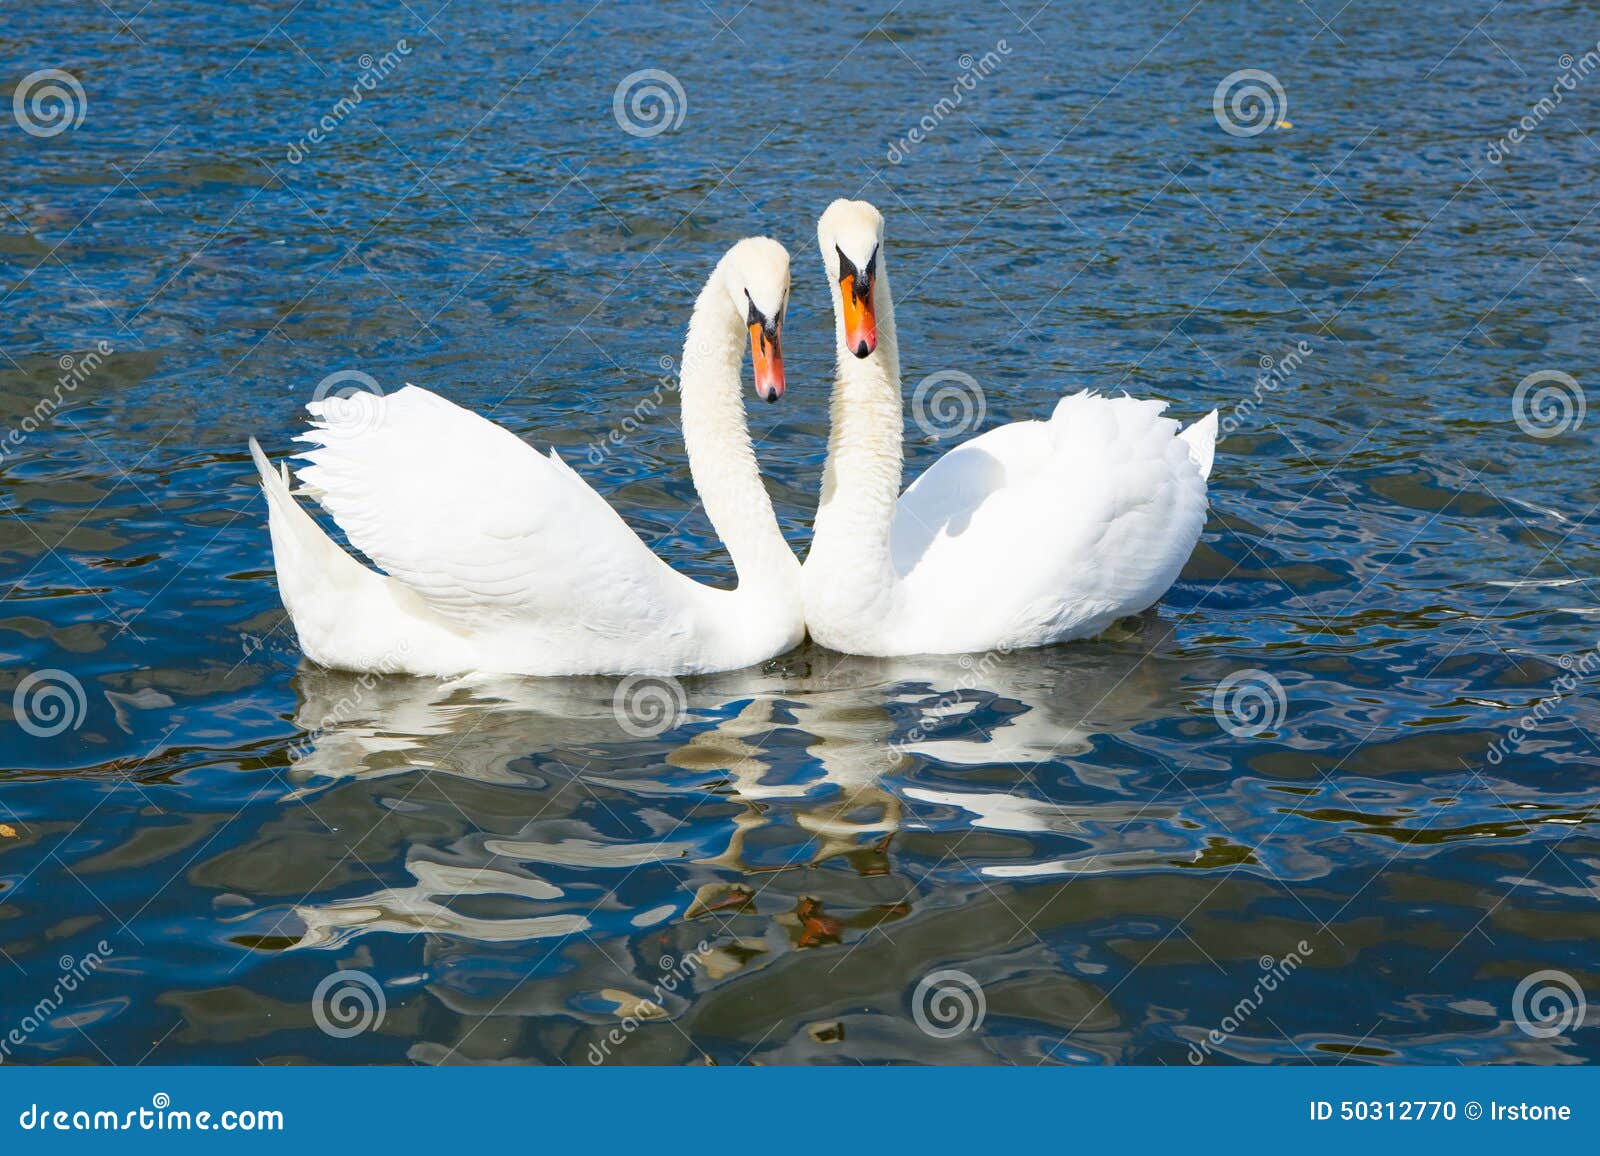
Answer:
250, 238, 803, 677
890, 392, 1215, 652
301, 386, 725, 638
802, 200, 1217, 657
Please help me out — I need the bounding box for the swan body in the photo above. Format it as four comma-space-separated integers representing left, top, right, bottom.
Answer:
251, 238, 803, 677
801, 200, 1217, 657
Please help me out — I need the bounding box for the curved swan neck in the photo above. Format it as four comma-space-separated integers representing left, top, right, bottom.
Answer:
812, 257, 903, 584
678, 261, 796, 595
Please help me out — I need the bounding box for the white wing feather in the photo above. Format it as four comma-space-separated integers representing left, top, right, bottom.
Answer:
294, 385, 700, 641
890, 391, 1212, 648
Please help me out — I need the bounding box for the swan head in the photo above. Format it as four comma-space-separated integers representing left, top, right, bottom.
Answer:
720, 237, 790, 403
817, 199, 884, 359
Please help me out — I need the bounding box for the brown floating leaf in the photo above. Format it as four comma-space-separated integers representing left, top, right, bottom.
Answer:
684, 882, 753, 920
807, 1021, 845, 1044
599, 989, 666, 1020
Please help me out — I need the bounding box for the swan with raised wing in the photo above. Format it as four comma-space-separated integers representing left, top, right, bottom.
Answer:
801, 200, 1216, 657
250, 237, 802, 677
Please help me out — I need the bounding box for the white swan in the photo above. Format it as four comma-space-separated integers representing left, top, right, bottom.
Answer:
249, 237, 803, 677
801, 200, 1217, 657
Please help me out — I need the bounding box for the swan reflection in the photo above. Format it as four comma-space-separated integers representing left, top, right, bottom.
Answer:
283, 620, 1191, 954
296, 857, 588, 949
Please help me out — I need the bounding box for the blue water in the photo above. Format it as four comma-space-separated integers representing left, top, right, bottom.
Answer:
2, 0, 1597, 1065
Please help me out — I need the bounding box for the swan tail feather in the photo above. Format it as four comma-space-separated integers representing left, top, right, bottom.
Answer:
250, 437, 377, 610
1178, 410, 1218, 482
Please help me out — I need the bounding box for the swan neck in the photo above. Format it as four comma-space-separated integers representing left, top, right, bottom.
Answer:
678, 264, 796, 596
813, 259, 903, 583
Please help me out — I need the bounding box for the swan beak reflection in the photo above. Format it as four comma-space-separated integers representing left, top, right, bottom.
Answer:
836, 248, 877, 358
748, 310, 785, 403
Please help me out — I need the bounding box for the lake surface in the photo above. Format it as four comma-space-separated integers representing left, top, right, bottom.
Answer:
2, 0, 1598, 1065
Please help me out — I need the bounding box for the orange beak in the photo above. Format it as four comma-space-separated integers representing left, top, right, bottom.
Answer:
748, 315, 784, 403
837, 248, 877, 358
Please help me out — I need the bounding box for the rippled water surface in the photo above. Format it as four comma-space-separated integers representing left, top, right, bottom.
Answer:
3, 1, 1599, 1065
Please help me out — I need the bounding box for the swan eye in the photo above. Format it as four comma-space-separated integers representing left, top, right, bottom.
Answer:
836, 245, 878, 284
836, 246, 858, 282
744, 290, 780, 339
